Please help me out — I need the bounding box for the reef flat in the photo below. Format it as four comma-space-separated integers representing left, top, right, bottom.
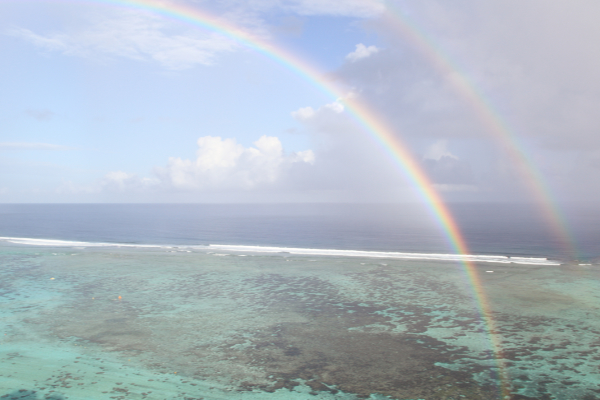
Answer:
1, 244, 599, 399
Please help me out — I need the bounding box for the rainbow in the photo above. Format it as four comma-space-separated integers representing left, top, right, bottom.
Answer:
20, 0, 512, 396
385, 3, 575, 258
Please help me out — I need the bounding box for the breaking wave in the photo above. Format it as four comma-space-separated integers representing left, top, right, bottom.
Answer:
0, 237, 561, 265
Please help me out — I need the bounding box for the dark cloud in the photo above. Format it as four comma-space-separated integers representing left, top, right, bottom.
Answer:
321, 0, 600, 201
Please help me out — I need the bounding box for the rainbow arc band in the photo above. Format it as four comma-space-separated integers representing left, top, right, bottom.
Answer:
385, 3, 574, 259
29, 0, 515, 396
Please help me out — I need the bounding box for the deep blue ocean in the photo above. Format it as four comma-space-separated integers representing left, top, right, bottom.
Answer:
0, 203, 597, 261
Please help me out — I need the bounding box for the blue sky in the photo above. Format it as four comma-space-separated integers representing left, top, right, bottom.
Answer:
2, 0, 600, 203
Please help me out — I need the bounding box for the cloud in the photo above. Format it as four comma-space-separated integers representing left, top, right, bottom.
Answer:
424, 140, 457, 161
322, 0, 600, 200
289, 98, 434, 201
9, 0, 600, 202
336, 45, 483, 139
7, 1, 384, 72
8, 10, 238, 70
60, 135, 315, 198
155, 135, 314, 190
291, 100, 345, 124
422, 141, 474, 189
9, 27, 69, 52
370, 0, 600, 152
346, 44, 379, 63
289, 95, 488, 200
99, 171, 158, 192
54, 135, 315, 200
0, 142, 72, 151
423, 156, 473, 185
291, 106, 316, 120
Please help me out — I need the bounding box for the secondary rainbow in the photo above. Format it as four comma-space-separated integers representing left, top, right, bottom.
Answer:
385, 4, 575, 258
26, 0, 511, 395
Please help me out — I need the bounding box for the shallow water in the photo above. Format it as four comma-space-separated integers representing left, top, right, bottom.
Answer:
2, 242, 600, 400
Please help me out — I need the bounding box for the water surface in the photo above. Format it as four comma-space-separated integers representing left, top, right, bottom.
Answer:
1, 204, 599, 399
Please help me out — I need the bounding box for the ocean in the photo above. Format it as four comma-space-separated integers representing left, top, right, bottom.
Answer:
0, 203, 599, 400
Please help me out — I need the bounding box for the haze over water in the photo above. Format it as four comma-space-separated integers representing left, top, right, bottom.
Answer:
1, 203, 598, 261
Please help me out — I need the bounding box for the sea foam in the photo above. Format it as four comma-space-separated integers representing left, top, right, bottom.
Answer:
0, 237, 166, 248
208, 244, 561, 265
0, 237, 561, 265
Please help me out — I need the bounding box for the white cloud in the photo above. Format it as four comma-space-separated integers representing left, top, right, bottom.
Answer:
346, 43, 379, 63
53, 135, 315, 199
424, 140, 457, 161
100, 171, 158, 192
422, 141, 474, 185
55, 172, 157, 195
7, 2, 384, 72
325, 101, 345, 113
9, 27, 69, 52
8, 10, 238, 70
291, 106, 316, 120
291, 100, 344, 121
155, 135, 314, 190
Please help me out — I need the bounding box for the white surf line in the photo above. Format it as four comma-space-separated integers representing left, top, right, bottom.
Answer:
0, 237, 168, 249
208, 244, 561, 265
0, 237, 561, 266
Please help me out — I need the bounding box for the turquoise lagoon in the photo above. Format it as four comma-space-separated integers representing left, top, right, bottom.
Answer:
1, 241, 600, 400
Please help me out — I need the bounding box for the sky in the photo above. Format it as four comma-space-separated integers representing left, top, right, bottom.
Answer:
1, 0, 600, 203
